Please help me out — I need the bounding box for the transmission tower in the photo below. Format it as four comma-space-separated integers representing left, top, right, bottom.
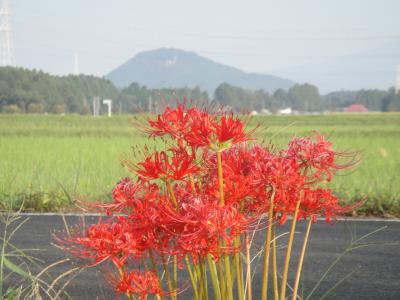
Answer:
0, 0, 15, 67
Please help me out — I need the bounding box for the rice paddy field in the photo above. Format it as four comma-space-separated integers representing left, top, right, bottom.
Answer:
0, 113, 399, 216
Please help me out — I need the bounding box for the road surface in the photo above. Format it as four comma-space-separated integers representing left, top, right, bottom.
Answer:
1, 214, 399, 299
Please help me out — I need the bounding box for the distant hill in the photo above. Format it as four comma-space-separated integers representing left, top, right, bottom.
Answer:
106, 48, 294, 94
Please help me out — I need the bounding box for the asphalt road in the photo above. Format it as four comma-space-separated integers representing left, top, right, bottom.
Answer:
1, 215, 399, 300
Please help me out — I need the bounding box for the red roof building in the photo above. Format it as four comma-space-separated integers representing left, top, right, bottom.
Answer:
344, 103, 369, 113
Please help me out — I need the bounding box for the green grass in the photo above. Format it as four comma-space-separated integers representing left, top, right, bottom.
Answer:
0, 113, 399, 216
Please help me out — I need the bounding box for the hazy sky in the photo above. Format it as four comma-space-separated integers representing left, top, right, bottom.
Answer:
9, 0, 400, 91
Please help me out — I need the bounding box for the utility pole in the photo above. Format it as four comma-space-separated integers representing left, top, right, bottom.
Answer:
93, 96, 100, 117
0, 0, 16, 67
148, 95, 152, 113
396, 65, 400, 94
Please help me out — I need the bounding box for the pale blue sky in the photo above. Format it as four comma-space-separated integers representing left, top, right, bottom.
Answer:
10, 0, 400, 92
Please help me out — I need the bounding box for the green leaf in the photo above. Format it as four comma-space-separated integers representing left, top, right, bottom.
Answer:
5, 286, 23, 300
3, 257, 31, 279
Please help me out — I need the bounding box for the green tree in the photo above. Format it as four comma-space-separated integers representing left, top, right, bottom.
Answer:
214, 83, 260, 112
382, 88, 400, 112
2, 104, 20, 114
0, 67, 119, 114
273, 89, 290, 108
27, 103, 44, 113
288, 83, 322, 112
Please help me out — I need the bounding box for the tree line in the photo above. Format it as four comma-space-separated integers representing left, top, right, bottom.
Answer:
215, 83, 400, 113
0, 67, 209, 114
0, 67, 399, 114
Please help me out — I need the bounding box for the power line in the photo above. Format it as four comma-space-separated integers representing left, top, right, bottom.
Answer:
17, 36, 400, 61
12, 18, 400, 42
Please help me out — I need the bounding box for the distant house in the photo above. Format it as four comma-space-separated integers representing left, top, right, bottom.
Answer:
278, 107, 293, 115
261, 108, 271, 115
344, 103, 369, 113
250, 110, 258, 116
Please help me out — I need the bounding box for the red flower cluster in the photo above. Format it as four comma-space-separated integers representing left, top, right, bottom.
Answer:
58, 103, 357, 298
147, 104, 254, 150
160, 193, 249, 259
58, 217, 146, 268
286, 134, 340, 182
136, 148, 199, 181
115, 270, 163, 300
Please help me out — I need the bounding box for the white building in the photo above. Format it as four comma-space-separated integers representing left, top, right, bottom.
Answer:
278, 107, 293, 115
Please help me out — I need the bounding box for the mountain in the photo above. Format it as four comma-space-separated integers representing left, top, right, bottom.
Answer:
106, 48, 294, 94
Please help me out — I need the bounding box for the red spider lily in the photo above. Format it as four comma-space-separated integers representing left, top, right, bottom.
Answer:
181, 109, 215, 148
218, 144, 263, 179
239, 151, 303, 220
126, 194, 177, 252
201, 145, 268, 207
148, 104, 254, 150
107, 177, 141, 213
147, 104, 200, 142
160, 194, 249, 260
108, 178, 159, 214
223, 145, 278, 212
214, 115, 253, 145
258, 152, 355, 224
80, 178, 160, 216
136, 148, 199, 181
101, 182, 174, 252
56, 102, 361, 300
185, 113, 254, 150
147, 104, 187, 137
114, 269, 163, 300
298, 188, 365, 222
232, 137, 357, 223
58, 217, 146, 268
286, 134, 354, 182
298, 188, 339, 222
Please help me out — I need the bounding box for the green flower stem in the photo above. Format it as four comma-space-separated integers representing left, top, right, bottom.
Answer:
280, 199, 301, 300
185, 256, 199, 300
193, 258, 204, 299
261, 190, 276, 300
149, 249, 160, 278
272, 227, 280, 300
207, 254, 221, 300
165, 179, 179, 297
218, 257, 226, 300
166, 181, 179, 209
189, 174, 196, 191
216, 149, 234, 300
196, 265, 205, 300
173, 255, 178, 293
199, 257, 209, 300
234, 236, 244, 300
161, 253, 176, 300
223, 253, 234, 300
292, 218, 312, 300
245, 234, 252, 300
216, 151, 225, 206
149, 250, 164, 300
